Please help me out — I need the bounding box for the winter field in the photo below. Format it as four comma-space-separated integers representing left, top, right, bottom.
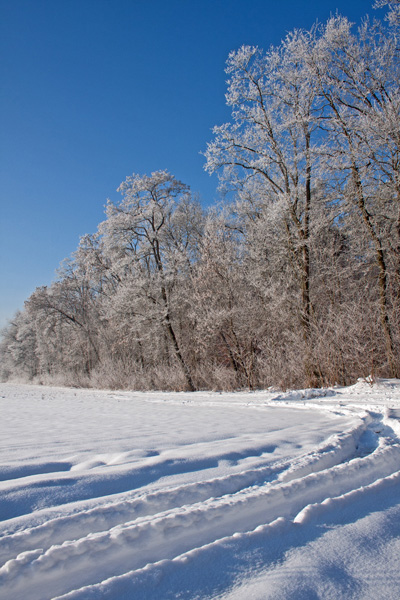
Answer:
1, 381, 400, 599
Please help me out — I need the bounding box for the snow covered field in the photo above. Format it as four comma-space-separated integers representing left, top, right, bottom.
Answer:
1, 380, 400, 599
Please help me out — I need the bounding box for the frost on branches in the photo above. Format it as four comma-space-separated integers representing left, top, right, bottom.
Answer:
1, 3, 399, 390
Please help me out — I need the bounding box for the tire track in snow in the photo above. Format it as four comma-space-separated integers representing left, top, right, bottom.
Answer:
0, 438, 278, 522
1, 407, 399, 600
0, 416, 367, 567
53, 468, 400, 600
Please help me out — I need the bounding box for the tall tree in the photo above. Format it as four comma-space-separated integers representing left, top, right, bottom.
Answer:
100, 171, 200, 390
308, 15, 400, 376
204, 33, 325, 384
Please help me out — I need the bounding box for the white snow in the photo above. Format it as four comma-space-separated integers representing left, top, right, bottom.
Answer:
1, 379, 400, 599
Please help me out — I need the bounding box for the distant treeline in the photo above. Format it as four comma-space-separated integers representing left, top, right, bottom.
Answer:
2, 4, 400, 390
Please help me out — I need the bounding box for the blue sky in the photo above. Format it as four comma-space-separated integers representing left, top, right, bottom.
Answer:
0, 0, 380, 329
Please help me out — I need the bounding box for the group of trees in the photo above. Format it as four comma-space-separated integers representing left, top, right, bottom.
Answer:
1, 2, 400, 390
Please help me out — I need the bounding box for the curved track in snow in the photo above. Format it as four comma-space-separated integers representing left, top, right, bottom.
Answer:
1, 380, 400, 599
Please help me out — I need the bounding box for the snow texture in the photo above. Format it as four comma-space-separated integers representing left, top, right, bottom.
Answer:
1, 379, 400, 599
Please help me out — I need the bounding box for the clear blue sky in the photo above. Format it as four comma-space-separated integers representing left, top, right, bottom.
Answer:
0, 0, 381, 329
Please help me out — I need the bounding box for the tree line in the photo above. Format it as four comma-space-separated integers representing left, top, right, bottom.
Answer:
1, 3, 400, 390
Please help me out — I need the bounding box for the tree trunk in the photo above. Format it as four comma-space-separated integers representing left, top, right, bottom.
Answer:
352, 164, 398, 378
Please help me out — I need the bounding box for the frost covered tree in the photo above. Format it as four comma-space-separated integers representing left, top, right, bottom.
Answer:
0, 311, 39, 381
99, 171, 202, 390
307, 15, 400, 377
1, 1, 399, 390
205, 9, 400, 383
190, 207, 263, 389
26, 267, 102, 380
375, 0, 400, 26
204, 32, 329, 385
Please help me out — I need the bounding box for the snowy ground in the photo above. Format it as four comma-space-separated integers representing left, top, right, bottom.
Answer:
1, 380, 400, 599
